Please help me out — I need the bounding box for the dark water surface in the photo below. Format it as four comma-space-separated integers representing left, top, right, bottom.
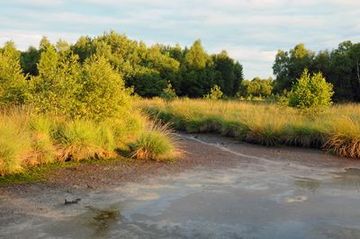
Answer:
1, 134, 360, 239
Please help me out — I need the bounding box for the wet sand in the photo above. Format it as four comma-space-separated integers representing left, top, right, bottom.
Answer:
1, 133, 360, 238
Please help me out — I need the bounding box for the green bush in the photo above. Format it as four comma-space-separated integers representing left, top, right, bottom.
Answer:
30, 45, 131, 121
204, 85, 223, 100
75, 54, 131, 120
289, 69, 334, 109
160, 82, 177, 100
0, 42, 29, 105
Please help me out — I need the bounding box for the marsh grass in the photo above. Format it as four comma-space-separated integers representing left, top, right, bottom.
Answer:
0, 107, 177, 176
139, 98, 360, 159
130, 121, 179, 161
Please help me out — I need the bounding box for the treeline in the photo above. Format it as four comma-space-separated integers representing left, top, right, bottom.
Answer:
18, 31, 244, 98
273, 42, 360, 102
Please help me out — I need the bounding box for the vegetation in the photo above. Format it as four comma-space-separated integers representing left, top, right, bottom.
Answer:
139, 98, 360, 159
273, 42, 360, 102
1, 31, 360, 177
19, 33, 244, 99
288, 69, 334, 109
130, 122, 178, 161
204, 85, 223, 100
0, 36, 179, 177
238, 77, 273, 99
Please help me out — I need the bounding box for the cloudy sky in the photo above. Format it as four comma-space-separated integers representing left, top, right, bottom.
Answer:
1, 0, 359, 79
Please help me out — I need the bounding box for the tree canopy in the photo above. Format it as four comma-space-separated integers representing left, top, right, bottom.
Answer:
273, 41, 360, 102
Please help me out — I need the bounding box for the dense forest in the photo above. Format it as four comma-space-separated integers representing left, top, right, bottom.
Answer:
18, 31, 244, 99
273, 42, 360, 102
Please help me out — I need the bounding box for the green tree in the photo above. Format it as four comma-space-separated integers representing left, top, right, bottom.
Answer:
185, 40, 209, 70
0, 41, 28, 105
76, 54, 130, 120
213, 51, 236, 96
30, 43, 82, 116
20, 46, 40, 76
240, 77, 273, 98
289, 69, 334, 109
273, 44, 314, 93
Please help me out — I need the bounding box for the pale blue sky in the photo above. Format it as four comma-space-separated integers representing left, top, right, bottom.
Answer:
1, 0, 359, 79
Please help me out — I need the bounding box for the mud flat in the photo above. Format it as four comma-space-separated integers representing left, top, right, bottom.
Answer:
1, 134, 360, 239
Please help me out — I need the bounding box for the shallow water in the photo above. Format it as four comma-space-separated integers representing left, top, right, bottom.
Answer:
1, 135, 360, 239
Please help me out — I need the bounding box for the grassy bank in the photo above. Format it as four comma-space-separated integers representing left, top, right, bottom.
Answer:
0, 107, 178, 177
139, 98, 360, 159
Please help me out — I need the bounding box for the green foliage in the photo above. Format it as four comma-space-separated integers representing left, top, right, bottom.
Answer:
239, 77, 273, 98
0, 41, 29, 105
16, 32, 244, 99
185, 39, 209, 70
273, 41, 360, 102
76, 54, 130, 120
30, 43, 82, 116
160, 82, 177, 100
29, 42, 130, 120
288, 69, 334, 109
204, 85, 223, 100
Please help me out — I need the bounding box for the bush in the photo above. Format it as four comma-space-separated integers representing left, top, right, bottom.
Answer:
288, 69, 334, 109
160, 82, 177, 101
75, 54, 131, 120
30, 46, 131, 121
204, 85, 223, 100
0, 42, 29, 105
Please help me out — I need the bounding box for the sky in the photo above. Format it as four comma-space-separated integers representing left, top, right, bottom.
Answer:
1, 0, 359, 79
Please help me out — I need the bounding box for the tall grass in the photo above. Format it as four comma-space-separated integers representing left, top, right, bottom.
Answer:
139, 98, 360, 159
0, 107, 177, 176
130, 122, 179, 161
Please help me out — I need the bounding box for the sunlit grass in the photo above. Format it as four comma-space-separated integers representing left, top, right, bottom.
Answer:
0, 107, 177, 176
138, 98, 360, 159
130, 122, 179, 161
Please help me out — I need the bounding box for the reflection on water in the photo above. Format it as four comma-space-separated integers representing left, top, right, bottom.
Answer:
85, 206, 121, 238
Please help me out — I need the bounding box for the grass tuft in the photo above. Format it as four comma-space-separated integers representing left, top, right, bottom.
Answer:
130, 122, 179, 161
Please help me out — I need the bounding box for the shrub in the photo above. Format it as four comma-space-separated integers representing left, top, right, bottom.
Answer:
204, 85, 223, 100
288, 69, 334, 109
30, 46, 131, 121
0, 42, 29, 105
75, 54, 131, 120
30, 44, 82, 116
160, 82, 177, 101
